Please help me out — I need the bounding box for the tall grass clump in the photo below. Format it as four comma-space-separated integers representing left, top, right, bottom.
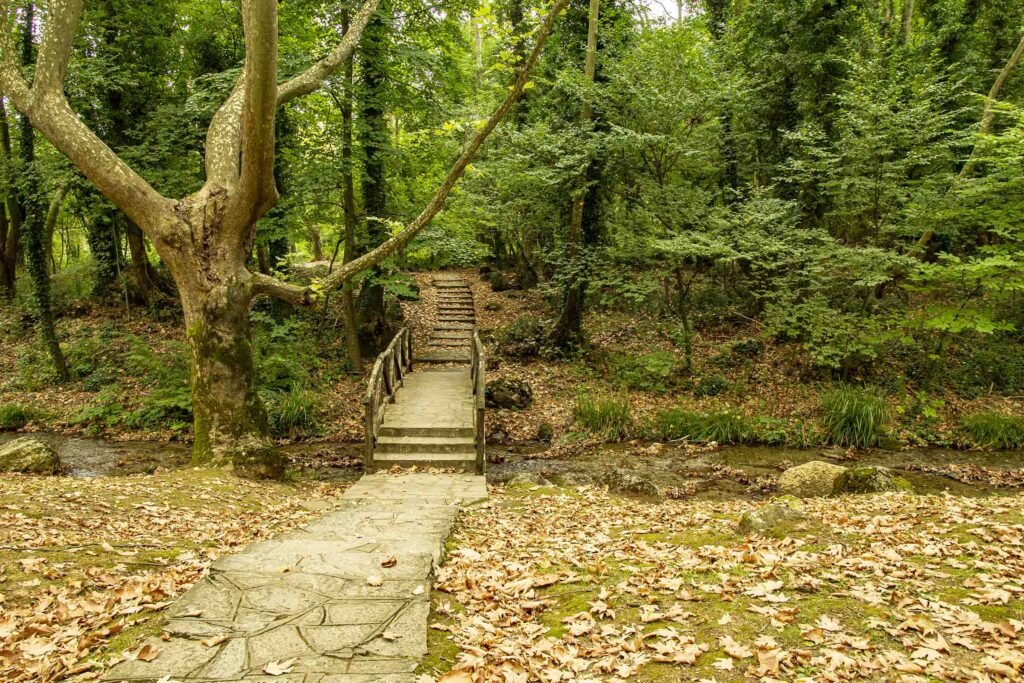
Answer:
0, 403, 36, 430
649, 408, 753, 444
821, 386, 889, 448
961, 412, 1024, 449
574, 392, 632, 440
264, 385, 322, 439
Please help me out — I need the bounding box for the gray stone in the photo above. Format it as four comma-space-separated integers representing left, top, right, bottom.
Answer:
833, 466, 914, 494
737, 503, 808, 534
599, 468, 662, 497
778, 460, 847, 498
485, 378, 533, 410
0, 437, 59, 475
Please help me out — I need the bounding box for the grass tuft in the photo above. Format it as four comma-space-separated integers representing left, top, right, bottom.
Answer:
0, 403, 36, 430
821, 386, 889, 448
960, 411, 1024, 450
573, 392, 632, 440
648, 408, 753, 444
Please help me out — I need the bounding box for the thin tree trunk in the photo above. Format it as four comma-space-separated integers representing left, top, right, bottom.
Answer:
911, 32, 1024, 256
126, 222, 162, 305
900, 0, 914, 45
340, 9, 362, 371
551, 0, 599, 350
19, 5, 68, 380
0, 98, 20, 298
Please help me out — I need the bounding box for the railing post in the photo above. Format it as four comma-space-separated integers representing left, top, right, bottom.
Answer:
363, 396, 374, 470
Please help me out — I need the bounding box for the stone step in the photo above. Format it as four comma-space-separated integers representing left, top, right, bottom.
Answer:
431, 330, 472, 339
435, 282, 471, 289
370, 453, 478, 471
429, 337, 470, 346
375, 435, 476, 454
438, 318, 476, 324
378, 425, 474, 438
438, 306, 475, 312
414, 351, 472, 364
434, 323, 475, 331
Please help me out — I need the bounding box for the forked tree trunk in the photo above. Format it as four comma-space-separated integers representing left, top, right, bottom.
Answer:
174, 256, 280, 478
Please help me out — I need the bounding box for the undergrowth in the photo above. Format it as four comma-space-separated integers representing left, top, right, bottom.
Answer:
960, 412, 1024, 450
820, 386, 889, 448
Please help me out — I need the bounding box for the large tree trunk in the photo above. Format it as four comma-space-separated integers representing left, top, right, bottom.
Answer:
173, 257, 281, 478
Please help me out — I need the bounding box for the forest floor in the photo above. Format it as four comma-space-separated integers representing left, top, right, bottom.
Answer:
0, 469, 348, 682
426, 485, 1024, 682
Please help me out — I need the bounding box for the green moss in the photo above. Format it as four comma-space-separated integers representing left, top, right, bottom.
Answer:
417, 591, 463, 678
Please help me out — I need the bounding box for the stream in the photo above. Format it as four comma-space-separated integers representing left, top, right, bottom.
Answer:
2, 432, 1021, 499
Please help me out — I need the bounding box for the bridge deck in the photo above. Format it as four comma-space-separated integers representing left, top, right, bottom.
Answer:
369, 276, 483, 472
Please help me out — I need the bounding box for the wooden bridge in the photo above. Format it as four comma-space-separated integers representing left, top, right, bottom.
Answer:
363, 275, 486, 473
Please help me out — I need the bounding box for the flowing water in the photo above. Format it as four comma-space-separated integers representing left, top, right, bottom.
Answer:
2, 432, 1021, 499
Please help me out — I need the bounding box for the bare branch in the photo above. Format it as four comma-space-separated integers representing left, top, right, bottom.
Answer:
276, 0, 382, 105
204, 0, 382, 188
315, 0, 571, 292
0, 1, 174, 240
249, 271, 316, 307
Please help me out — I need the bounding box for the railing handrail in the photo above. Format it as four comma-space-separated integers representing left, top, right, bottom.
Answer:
471, 327, 486, 473
364, 327, 413, 468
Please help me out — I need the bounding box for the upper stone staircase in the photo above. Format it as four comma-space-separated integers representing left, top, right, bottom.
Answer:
364, 275, 485, 473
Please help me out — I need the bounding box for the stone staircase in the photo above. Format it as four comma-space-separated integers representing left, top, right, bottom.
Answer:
367, 275, 484, 473
415, 276, 474, 364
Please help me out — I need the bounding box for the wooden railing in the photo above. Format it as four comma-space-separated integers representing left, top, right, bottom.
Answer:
470, 327, 486, 474
363, 327, 413, 468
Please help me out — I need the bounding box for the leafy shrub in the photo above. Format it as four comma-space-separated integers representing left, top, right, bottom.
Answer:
573, 393, 632, 440
649, 408, 752, 444
74, 338, 193, 434
713, 339, 764, 368
947, 337, 1024, 397
820, 386, 889, 448
960, 412, 1024, 450
264, 385, 321, 439
0, 403, 36, 430
608, 351, 681, 393
498, 317, 548, 358
694, 374, 729, 398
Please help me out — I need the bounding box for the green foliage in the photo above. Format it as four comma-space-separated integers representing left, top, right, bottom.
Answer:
820, 386, 890, 448
263, 385, 321, 439
573, 392, 632, 441
74, 337, 192, 434
606, 351, 681, 393
0, 403, 37, 430
960, 412, 1024, 450
694, 374, 729, 398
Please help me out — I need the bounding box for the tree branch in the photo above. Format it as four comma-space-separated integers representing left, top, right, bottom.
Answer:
315, 0, 571, 293
0, 0, 174, 240
276, 0, 383, 106
204, 0, 382, 189
230, 0, 280, 231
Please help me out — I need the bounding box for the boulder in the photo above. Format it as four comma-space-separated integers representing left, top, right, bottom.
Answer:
485, 379, 533, 410
778, 461, 847, 498
599, 468, 662, 497
0, 437, 60, 475
737, 503, 808, 534
833, 466, 913, 495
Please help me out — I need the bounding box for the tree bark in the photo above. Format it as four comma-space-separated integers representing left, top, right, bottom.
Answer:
899, 0, 913, 45
0, 98, 19, 297
550, 0, 599, 350
339, 9, 362, 371
18, 4, 68, 380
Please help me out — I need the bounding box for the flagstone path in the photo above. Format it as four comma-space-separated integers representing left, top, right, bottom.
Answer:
105, 472, 487, 682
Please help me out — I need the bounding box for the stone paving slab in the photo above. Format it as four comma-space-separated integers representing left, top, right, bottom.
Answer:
105, 474, 485, 682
